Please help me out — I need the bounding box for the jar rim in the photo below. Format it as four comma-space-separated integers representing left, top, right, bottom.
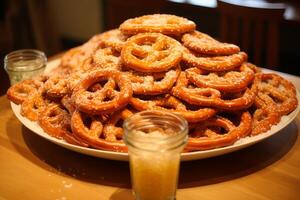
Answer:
4, 49, 47, 72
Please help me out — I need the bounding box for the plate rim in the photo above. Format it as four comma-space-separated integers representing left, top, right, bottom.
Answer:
10, 59, 300, 161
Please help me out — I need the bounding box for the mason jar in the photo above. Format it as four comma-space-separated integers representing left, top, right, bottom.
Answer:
4, 49, 47, 85
123, 110, 188, 200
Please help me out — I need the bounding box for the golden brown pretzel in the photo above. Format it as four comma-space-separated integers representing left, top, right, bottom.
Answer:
97, 29, 128, 51
182, 48, 247, 71
185, 63, 255, 93
256, 73, 298, 116
44, 76, 70, 98
103, 108, 134, 142
251, 93, 281, 136
38, 103, 87, 147
92, 47, 122, 70
186, 111, 252, 151
172, 72, 258, 110
119, 14, 196, 35
121, 33, 183, 72
72, 70, 132, 115
71, 109, 127, 152
182, 31, 240, 55
38, 103, 72, 139
130, 94, 216, 122
21, 91, 49, 121
7, 79, 42, 104
124, 65, 180, 95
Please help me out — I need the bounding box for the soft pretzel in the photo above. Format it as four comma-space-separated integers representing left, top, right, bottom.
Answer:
72, 70, 132, 115
172, 72, 258, 110
182, 31, 240, 55
182, 48, 247, 72
186, 111, 252, 151
71, 109, 127, 152
120, 14, 196, 35
185, 63, 255, 93
121, 33, 183, 72
130, 94, 216, 122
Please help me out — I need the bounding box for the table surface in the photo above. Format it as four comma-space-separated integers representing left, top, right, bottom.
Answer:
0, 68, 300, 200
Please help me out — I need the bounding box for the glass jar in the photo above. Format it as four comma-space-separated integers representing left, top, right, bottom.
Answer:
123, 110, 188, 200
4, 49, 47, 85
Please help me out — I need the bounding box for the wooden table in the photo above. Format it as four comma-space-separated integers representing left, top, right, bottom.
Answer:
0, 71, 299, 200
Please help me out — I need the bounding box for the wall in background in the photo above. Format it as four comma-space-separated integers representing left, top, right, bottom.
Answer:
47, 0, 103, 42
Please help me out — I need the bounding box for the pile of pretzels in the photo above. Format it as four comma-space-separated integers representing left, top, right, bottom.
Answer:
7, 14, 298, 152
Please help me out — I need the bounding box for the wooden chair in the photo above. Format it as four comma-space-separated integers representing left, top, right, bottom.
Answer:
217, 0, 286, 68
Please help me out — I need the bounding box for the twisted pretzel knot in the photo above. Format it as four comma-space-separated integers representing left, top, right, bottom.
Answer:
256, 73, 297, 116
186, 63, 255, 92
182, 31, 240, 55
7, 79, 43, 104
98, 29, 127, 51
124, 65, 180, 95
121, 33, 183, 72
92, 47, 122, 70
130, 94, 216, 122
38, 103, 72, 139
103, 108, 134, 142
71, 109, 127, 152
21, 91, 48, 121
251, 93, 281, 136
186, 111, 252, 151
72, 70, 132, 115
182, 48, 247, 72
172, 72, 258, 110
44, 76, 70, 98
120, 14, 196, 35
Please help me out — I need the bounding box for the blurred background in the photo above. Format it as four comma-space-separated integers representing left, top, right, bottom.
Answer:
1, 0, 299, 95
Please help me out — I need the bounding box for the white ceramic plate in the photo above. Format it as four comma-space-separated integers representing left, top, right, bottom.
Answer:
10, 60, 300, 161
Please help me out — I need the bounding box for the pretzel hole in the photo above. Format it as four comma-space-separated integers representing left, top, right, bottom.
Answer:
153, 74, 165, 81
132, 49, 147, 60
115, 119, 124, 129
114, 84, 120, 92
268, 93, 283, 104
82, 115, 93, 129
185, 103, 200, 111
33, 102, 39, 110
103, 95, 114, 102
16, 88, 31, 97
255, 111, 267, 122
213, 126, 228, 135
88, 83, 103, 92
65, 124, 72, 133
